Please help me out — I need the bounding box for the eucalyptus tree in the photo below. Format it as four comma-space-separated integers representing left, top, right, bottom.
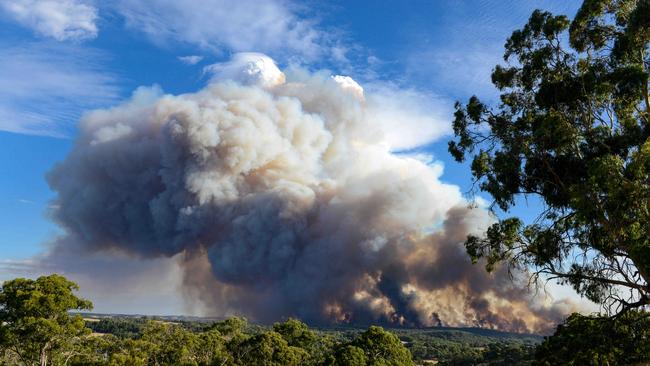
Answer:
0, 275, 92, 366
449, 0, 650, 315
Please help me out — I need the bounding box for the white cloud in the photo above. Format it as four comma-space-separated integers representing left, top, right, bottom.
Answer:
0, 0, 98, 41
400, 152, 436, 166
332, 75, 364, 101
178, 55, 203, 65
113, 0, 327, 59
364, 82, 453, 150
204, 52, 285, 89
0, 43, 119, 136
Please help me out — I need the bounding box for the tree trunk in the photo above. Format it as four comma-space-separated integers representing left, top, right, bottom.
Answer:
40, 342, 51, 366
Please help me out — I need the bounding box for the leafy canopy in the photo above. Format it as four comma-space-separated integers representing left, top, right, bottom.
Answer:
0, 274, 93, 366
326, 326, 415, 366
449, 0, 650, 313
534, 311, 650, 365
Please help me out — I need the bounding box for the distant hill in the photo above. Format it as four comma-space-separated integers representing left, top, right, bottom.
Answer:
419, 326, 542, 341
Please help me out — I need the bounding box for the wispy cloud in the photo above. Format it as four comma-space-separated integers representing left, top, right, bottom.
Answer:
0, 0, 98, 41
405, 47, 502, 100
177, 55, 203, 65
0, 43, 120, 136
0, 259, 39, 274
112, 0, 335, 61
402, 0, 581, 100
365, 81, 453, 150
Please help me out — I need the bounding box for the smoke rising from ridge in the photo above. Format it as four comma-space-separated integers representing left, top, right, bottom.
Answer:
46, 54, 573, 333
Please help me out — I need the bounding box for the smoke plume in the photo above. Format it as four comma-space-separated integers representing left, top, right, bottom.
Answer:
46, 53, 572, 333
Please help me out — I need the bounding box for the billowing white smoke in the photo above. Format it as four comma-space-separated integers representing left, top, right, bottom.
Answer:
47, 54, 571, 332
203, 53, 286, 88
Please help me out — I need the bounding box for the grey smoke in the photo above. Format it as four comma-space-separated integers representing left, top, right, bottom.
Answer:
45, 55, 574, 333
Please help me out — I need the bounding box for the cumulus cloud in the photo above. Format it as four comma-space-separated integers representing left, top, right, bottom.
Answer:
0, 0, 98, 41
0, 43, 119, 136
204, 53, 285, 89
40, 54, 578, 333
331, 75, 365, 101
113, 0, 327, 59
178, 55, 204, 65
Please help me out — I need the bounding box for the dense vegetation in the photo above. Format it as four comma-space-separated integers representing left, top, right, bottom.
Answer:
534, 311, 650, 365
1, 274, 540, 366
83, 317, 539, 366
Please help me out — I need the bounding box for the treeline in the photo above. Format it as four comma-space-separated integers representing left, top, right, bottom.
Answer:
3, 310, 417, 365
84, 317, 225, 339
82, 317, 537, 366
2, 275, 649, 365
65, 317, 414, 366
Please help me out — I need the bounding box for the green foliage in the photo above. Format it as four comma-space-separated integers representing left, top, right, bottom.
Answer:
329, 345, 367, 366
449, 0, 650, 314
106, 338, 156, 366
211, 316, 248, 337
390, 328, 538, 365
141, 322, 204, 365
350, 326, 414, 366
65, 322, 231, 366
449, 0, 650, 364
326, 326, 415, 366
0, 274, 93, 366
273, 318, 336, 365
273, 318, 317, 349
534, 311, 650, 366
85, 317, 148, 338
69, 335, 156, 366
236, 330, 308, 366
46, 313, 429, 366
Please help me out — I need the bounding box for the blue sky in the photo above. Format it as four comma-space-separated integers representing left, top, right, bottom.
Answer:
0, 1, 582, 271
0, 1, 582, 263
